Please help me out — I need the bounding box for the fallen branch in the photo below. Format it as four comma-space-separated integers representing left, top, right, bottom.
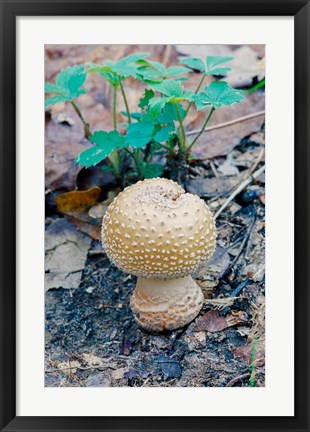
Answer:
214, 165, 265, 220
226, 372, 250, 387
186, 110, 265, 137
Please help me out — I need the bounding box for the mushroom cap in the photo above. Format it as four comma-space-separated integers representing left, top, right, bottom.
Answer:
102, 178, 216, 279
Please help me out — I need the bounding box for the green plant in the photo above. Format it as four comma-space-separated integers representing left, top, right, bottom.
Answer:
249, 336, 259, 387
45, 53, 245, 183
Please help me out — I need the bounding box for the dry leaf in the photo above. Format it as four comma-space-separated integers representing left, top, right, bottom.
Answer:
56, 186, 101, 212
45, 219, 91, 291
192, 310, 248, 332
223, 46, 265, 88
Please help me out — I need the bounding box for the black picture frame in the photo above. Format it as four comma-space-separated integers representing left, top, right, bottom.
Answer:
0, 1, 309, 431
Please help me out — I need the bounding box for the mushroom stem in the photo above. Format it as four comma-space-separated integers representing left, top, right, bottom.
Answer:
130, 276, 204, 332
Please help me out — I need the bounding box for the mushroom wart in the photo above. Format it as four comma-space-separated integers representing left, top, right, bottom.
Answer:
102, 178, 217, 331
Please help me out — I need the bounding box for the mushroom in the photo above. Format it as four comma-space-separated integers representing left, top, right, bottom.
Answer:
101, 178, 217, 331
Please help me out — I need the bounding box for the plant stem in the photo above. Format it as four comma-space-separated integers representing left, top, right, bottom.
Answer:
119, 80, 131, 123
124, 148, 141, 176
184, 74, 206, 119
71, 100, 91, 139
246, 78, 265, 94
187, 106, 215, 152
249, 337, 259, 387
175, 104, 186, 152
113, 86, 118, 130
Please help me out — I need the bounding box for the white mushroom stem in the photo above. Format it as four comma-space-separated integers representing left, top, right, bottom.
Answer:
130, 276, 204, 332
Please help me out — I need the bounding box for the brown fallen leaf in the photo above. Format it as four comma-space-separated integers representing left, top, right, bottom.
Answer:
185, 174, 243, 198
223, 46, 265, 88
192, 309, 248, 332
232, 338, 265, 367
45, 218, 91, 291
56, 186, 101, 212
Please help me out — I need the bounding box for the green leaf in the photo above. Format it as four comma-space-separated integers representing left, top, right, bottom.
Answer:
180, 57, 206, 73
154, 124, 175, 143
151, 80, 184, 97
45, 95, 68, 108
99, 71, 119, 87
140, 162, 164, 179
117, 52, 150, 66
138, 89, 155, 109
166, 66, 190, 76
125, 122, 154, 148
76, 130, 126, 168
158, 102, 186, 123
195, 81, 245, 110
146, 60, 166, 74
45, 83, 62, 94
206, 56, 233, 70
55, 65, 87, 99
148, 96, 170, 113
105, 52, 150, 79
180, 55, 233, 76
192, 93, 211, 111
205, 56, 233, 76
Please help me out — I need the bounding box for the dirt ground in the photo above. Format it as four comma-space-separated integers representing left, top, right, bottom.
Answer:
45, 44, 265, 387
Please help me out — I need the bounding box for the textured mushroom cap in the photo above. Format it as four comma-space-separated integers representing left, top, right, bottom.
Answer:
102, 178, 216, 279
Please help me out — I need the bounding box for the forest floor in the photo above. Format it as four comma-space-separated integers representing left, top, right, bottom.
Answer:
45, 44, 265, 387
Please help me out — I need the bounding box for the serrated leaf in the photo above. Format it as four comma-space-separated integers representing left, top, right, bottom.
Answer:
166, 66, 190, 76
140, 162, 164, 179
45, 83, 62, 94
148, 96, 170, 113
55, 65, 87, 100
125, 122, 154, 148
117, 52, 150, 66
205, 56, 233, 76
45, 95, 68, 108
106, 53, 150, 79
192, 93, 211, 111
138, 89, 155, 109
196, 81, 245, 109
154, 124, 175, 143
99, 71, 119, 87
180, 57, 206, 73
158, 102, 186, 123
76, 131, 126, 168
151, 80, 184, 97
206, 56, 233, 71
180, 55, 233, 76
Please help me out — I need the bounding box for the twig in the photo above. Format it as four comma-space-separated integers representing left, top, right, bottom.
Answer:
222, 208, 256, 278
162, 44, 172, 66
214, 165, 265, 220
46, 363, 117, 374
226, 372, 250, 387
209, 160, 219, 178
249, 148, 265, 175
186, 110, 265, 137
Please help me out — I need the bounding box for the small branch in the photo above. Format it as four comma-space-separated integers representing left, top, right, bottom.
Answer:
214, 165, 265, 220
209, 160, 219, 178
71, 100, 91, 139
226, 372, 250, 387
46, 364, 117, 373
186, 110, 265, 137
